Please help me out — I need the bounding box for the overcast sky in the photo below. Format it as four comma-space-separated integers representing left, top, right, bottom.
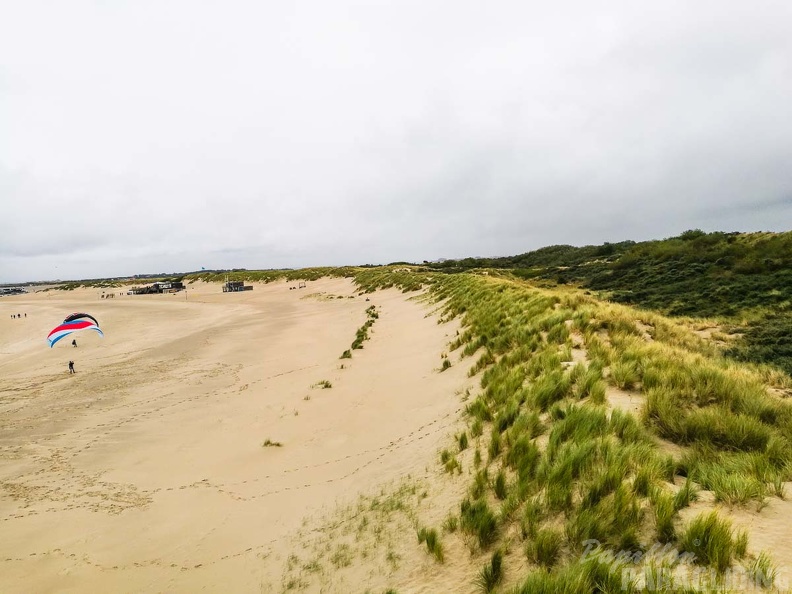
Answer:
2, 1, 791, 282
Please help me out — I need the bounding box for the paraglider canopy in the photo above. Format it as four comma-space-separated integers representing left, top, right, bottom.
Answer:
63, 312, 99, 326
47, 313, 103, 348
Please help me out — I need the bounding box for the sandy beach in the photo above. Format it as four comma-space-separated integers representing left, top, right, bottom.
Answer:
0, 279, 470, 592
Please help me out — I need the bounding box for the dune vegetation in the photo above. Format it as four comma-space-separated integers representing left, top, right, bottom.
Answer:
425, 230, 792, 376
348, 265, 791, 592
174, 233, 791, 590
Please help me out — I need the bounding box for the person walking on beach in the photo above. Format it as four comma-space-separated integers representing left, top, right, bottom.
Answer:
68, 361, 75, 374
72, 339, 77, 347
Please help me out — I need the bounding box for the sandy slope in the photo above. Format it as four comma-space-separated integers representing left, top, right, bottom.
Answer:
0, 278, 469, 593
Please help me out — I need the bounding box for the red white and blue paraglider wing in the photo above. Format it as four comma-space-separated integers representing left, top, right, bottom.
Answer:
47, 316, 104, 348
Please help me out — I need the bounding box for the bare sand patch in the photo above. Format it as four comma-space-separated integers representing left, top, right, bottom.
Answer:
0, 279, 470, 592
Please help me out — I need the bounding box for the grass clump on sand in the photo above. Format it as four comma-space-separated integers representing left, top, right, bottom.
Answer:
460, 498, 498, 549
526, 528, 562, 568
474, 550, 503, 593
746, 551, 777, 588
440, 449, 461, 474
457, 431, 469, 451
312, 379, 332, 389
416, 527, 444, 562
678, 511, 742, 573
262, 439, 283, 447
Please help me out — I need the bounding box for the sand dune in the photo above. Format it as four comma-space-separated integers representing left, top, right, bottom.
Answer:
0, 279, 469, 592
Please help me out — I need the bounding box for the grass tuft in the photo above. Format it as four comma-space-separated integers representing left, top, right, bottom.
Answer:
678, 511, 737, 573
416, 527, 444, 562
474, 550, 503, 593
526, 528, 562, 568
461, 498, 498, 549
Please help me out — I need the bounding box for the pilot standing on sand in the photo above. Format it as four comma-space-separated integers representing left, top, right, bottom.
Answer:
68, 361, 75, 374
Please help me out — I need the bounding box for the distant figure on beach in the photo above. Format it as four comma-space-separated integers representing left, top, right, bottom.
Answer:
24, 313, 26, 318
72, 339, 77, 347
68, 361, 75, 374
